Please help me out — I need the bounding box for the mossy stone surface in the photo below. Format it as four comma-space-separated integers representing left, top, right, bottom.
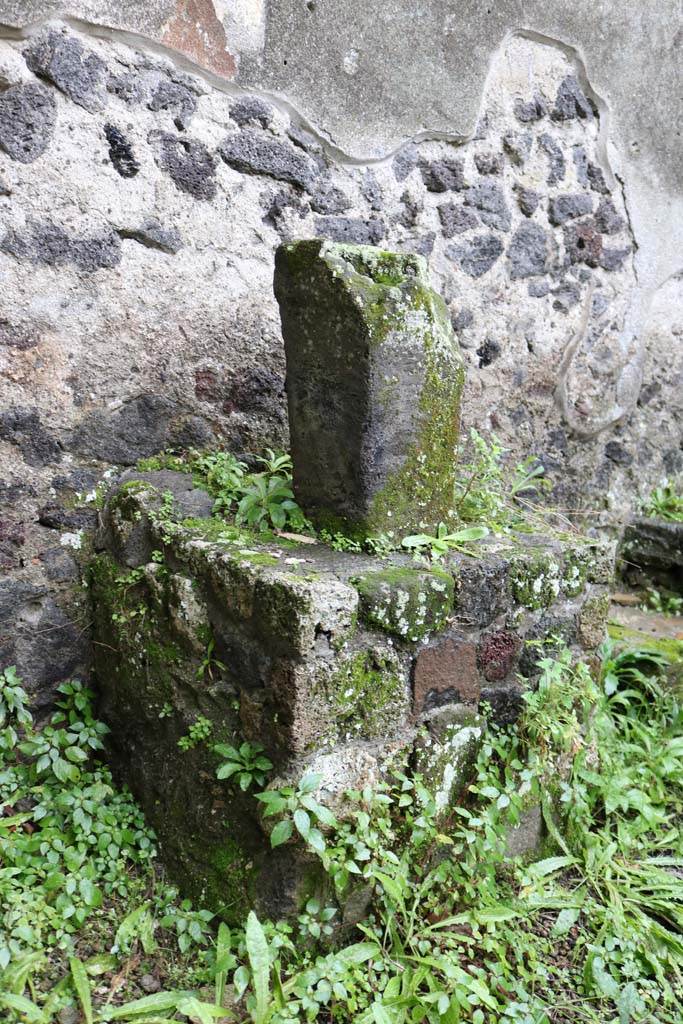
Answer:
510, 551, 561, 609
414, 705, 485, 814
324, 648, 409, 740
274, 239, 464, 538
352, 565, 454, 641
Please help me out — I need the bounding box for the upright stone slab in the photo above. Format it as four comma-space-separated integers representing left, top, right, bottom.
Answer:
274, 240, 464, 538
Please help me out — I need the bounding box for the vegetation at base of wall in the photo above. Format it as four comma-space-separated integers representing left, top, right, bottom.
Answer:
641, 482, 683, 522
2, 636, 683, 1022
641, 587, 683, 617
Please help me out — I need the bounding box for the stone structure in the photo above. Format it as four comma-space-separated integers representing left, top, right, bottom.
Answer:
0, 9, 680, 706
274, 241, 464, 537
91, 471, 613, 919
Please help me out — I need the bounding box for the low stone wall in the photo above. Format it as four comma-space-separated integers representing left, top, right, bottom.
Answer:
1, 20, 680, 708
91, 471, 613, 920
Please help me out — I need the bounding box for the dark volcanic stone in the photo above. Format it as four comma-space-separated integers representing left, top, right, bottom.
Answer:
477, 338, 501, 367
474, 151, 503, 175
528, 279, 550, 298
107, 70, 145, 104
599, 246, 631, 272
148, 78, 197, 130
595, 198, 626, 235
502, 131, 532, 166
118, 219, 182, 254
456, 558, 510, 628
71, 394, 214, 464
519, 614, 578, 677
604, 440, 633, 465
480, 682, 525, 727
397, 191, 421, 228
507, 221, 548, 279
419, 155, 466, 193
438, 202, 478, 238
573, 145, 588, 185
0, 408, 61, 466
103, 123, 140, 178
587, 162, 610, 194
38, 503, 97, 532
313, 216, 384, 245
552, 75, 594, 121
24, 28, 107, 113
401, 233, 435, 257
361, 170, 383, 210
41, 545, 79, 582
223, 365, 286, 422
151, 131, 216, 200
451, 307, 474, 332
515, 186, 540, 217
551, 281, 581, 311
0, 516, 25, 569
392, 143, 419, 182
564, 220, 602, 267
0, 82, 56, 163
464, 181, 510, 231
0, 320, 40, 350
538, 133, 566, 185
220, 129, 317, 190
1, 219, 121, 272
552, 281, 581, 311
514, 93, 547, 123
447, 234, 503, 278
309, 181, 351, 214
230, 96, 273, 128
262, 187, 308, 230
478, 630, 521, 682
623, 516, 683, 574
2, 591, 86, 709
548, 193, 593, 225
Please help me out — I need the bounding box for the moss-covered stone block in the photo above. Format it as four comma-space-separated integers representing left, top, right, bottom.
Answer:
274, 239, 465, 538
510, 551, 561, 609
414, 705, 485, 814
561, 546, 589, 598
352, 565, 454, 641
325, 648, 409, 740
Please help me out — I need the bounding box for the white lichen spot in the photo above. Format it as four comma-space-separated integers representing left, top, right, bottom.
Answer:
60, 530, 83, 550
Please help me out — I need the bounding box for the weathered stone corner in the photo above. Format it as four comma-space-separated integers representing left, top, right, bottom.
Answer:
274, 239, 465, 538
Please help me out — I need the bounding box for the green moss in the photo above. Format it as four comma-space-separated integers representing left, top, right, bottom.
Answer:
136, 453, 193, 473
510, 552, 561, 609
201, 838, 258, 922
353, 566, 454, 641
365, 287, 464, 537
608, 622, 683, 664
255, 577, 313, 646
233, 551, 280, 567
326, 650, 407, 739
